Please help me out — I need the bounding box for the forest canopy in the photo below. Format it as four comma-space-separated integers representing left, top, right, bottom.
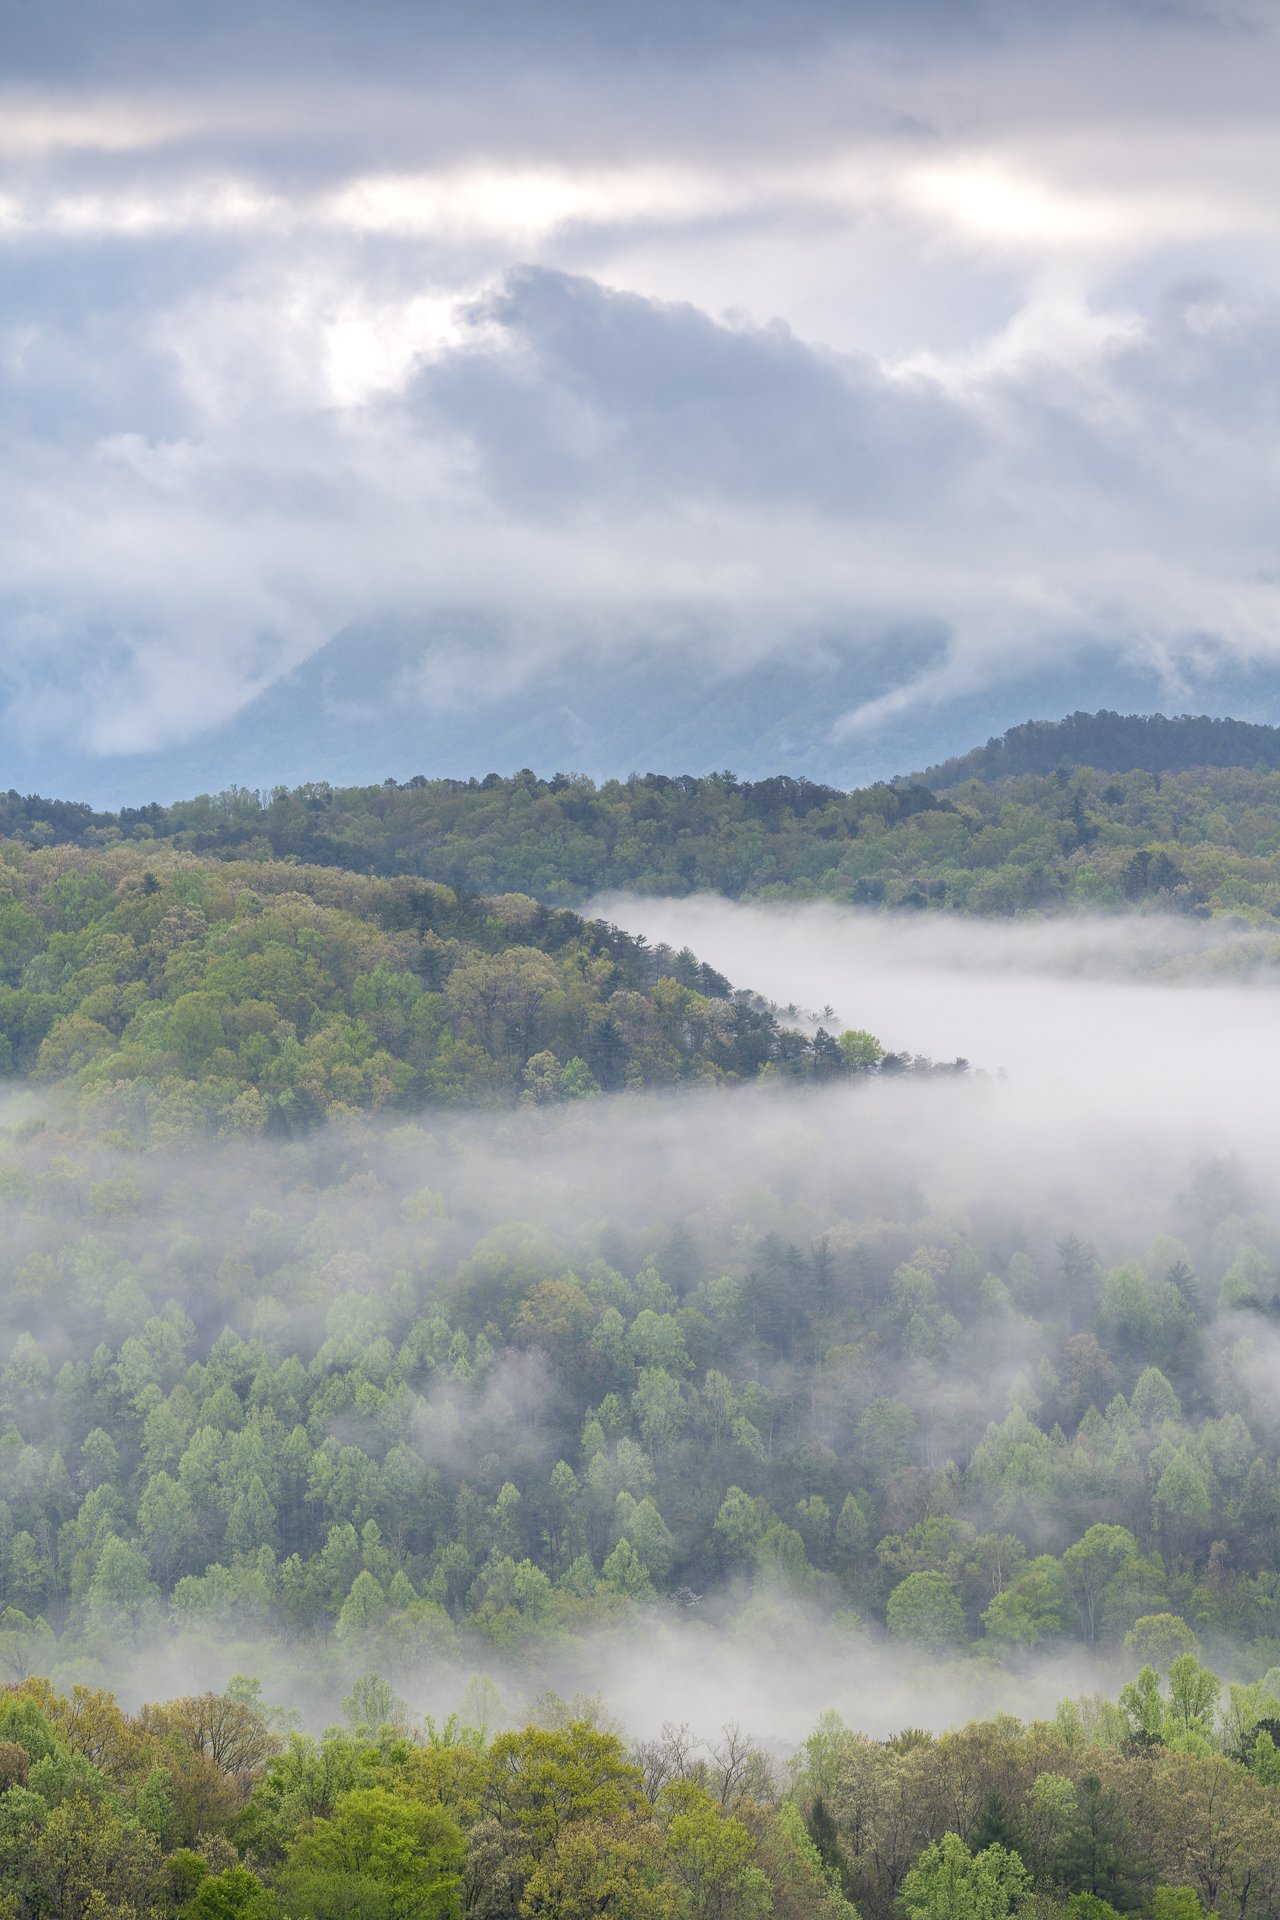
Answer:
0, 844, 943, 1140
7, 713, 1280, 918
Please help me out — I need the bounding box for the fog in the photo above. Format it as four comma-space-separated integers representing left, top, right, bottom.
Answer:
3, 898, 1280, 1744
99, 1592, 1129, 1759
591, 893, 1280, 1152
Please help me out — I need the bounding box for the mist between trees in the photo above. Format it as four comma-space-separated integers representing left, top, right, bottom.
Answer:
2, 838, 1280, 1918
4, 1664, 1280, 1919
0, 1030, 1279, 1718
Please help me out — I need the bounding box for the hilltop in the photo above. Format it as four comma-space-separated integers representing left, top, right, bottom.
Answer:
921, 709, 1280, 785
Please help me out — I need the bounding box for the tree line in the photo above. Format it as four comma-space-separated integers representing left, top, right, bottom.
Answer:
6, 726, 1280, 919
0, 1668, 1277, 1915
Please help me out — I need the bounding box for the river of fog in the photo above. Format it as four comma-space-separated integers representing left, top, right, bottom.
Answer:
588, 894, 1280, 1155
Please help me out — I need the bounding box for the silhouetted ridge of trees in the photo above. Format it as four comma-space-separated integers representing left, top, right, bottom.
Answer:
923, 709, 1280, 784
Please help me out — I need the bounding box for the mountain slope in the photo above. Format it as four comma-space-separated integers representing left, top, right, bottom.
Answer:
9, 616, 1280, 807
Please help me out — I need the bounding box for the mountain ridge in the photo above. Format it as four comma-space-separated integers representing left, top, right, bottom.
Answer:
8, 611, 1280, 807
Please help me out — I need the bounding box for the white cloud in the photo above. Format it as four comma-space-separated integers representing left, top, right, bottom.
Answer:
3, 2, 1280, 768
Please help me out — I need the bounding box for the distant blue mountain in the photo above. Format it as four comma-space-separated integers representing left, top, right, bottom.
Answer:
6, 621, 1280, 806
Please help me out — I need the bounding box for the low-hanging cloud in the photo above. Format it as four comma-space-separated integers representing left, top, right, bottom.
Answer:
588, 893, 1280, 1167
3, 2, 1280, 772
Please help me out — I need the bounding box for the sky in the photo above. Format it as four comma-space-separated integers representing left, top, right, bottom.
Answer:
4, 0, 1280, 783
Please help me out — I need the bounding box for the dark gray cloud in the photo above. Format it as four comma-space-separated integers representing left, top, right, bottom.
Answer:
417, 268, 976, 516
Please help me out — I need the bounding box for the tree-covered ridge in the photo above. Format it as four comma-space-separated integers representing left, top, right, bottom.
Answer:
0, 845, 910, 1135
142, 761, 1280, 919
0, 774, 953, 904
0, 1103, 1274, 1685
766, 762, 1280, 918
921, 710, 1280, 786
11, 729, 1280, 919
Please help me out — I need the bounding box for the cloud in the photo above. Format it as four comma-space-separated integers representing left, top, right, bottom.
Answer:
587, 892, 1280, 1162
3, 1, 1280, 769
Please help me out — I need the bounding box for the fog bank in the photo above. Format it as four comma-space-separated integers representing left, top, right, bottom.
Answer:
590, 895, 1280, 1146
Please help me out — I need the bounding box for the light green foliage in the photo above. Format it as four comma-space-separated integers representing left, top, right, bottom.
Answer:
982, 1559, 1065, 1651
1151, 1891, 1216, 1920
898, 1831, 1029, 1920
1061, 1526, 1139, 1645
190, 1864, 275, 1918
280, 1785, 464, 1919
0, 845, 847, 1131
657, 1779, 772, 1919
1123, 1613, 1198, 1673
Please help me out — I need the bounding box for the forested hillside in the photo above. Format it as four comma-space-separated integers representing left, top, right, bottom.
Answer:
8, 714, 1280, 918
0, 1087, 1274, 1682
0, 845, 928, 1138
0, 1090, 1279, 1913
0, 753, 1278, 1918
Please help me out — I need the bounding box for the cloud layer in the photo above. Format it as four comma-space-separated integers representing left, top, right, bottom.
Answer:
3, 1, 1280, 777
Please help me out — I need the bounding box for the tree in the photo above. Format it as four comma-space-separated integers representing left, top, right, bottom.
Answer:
1021, 1773, 1077, 1883
85, 1537, 161, 1645
1151, 1891, 1215, 1920
713, 1489, 771, 1568
886, 1572, 965, 1648
342, 1674, 408, 1735
1153, 1452, 1213, 1556
1062, 1526, 1138, 1644
559, 1057, 602, 1099
519, 1814, 677, 1918
981, 1560, 1064, 1652
838, 1030, 883, 1072
280, 1784, 464, 1920
834, 1496, 870, 1575
601, 1539, 654, 1600
897, 1832, 1029, 1920
1124, 1614, 1198, 1674
138, 1471, 198, 1579
657, 1779, 772, 1919
1059, 1773, 1134, 1910
1166, 1656, 1221, 1742
335, 1570, 389, 1643
755, 1799, 858, 1919
190, 1864, 276, 1918
484, 1722, 646, 1853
